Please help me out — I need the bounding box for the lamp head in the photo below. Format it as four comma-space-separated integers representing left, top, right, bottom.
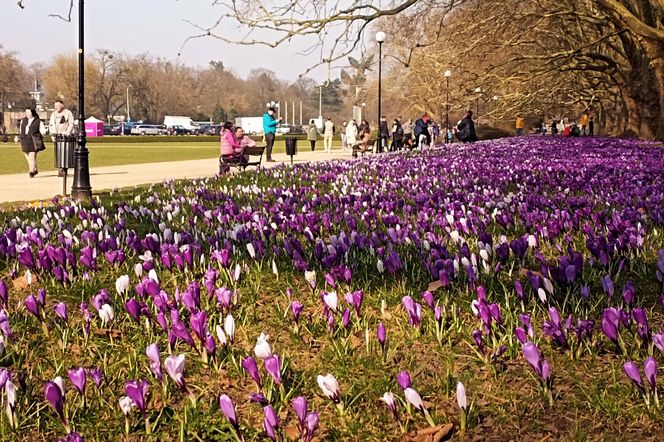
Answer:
444, 70, 452, 77
375, 31, 386, 43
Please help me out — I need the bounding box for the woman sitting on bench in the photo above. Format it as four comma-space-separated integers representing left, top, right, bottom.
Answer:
351, 127, 371, 158
220, 123, 255, 163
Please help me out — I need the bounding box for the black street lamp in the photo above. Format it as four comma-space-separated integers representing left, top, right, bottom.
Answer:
474, 87, 481, 120
444, 70, 451, 143
375, 31, 385, 153
71, 0, 92, 201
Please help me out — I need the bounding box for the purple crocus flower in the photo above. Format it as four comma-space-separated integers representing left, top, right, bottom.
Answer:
623, 362, 643, 389
342, 308, 351, 329
653, 332, 664, 354
264, 355, 282, 385
219, 394, 238, 428
396, 370, 411, 390
601, 274, 614, 297
68, 368, 86, 395
0, 280, 8, 305
263, 405, 279, 441
292, 396, 308, 431
124, 379, 148, 415
124, 298, 141, 322
190, 311, 208, 342
377, 323, 386, 350
250, 392, 268, 405
514, 280, 524, 300
644, 357, 657, 393
88, 368, 103, 389
515, 327, 528, 344
290, 301, 304, 324
57, 432, 84, 442
54, 302, 68, 322
25, 294, 41, 320
421, 291, 434, 310
472, 329, 484, 354
45, 379, 66, 425
242, 356, 262, 388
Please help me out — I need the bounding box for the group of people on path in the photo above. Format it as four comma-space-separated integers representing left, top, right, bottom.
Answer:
516, 113, 595, 137
16, 99, 75, 177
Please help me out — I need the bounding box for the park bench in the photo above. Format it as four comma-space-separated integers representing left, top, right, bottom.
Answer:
219, 145, 265, 173
352, 139, 377, 158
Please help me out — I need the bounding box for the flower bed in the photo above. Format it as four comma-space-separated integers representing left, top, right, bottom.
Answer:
0, 136, 662, 440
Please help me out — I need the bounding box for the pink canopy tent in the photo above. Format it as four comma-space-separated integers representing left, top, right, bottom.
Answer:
84, 116, 104, 137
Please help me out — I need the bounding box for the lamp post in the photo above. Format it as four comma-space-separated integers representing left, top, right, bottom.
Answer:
126, 84, 131, 122
375, 31, 386, 152
491, 95, 497, 124
318, 85, 323, 121
474, 87, 481, 120
444, 70, 451, 143
71, 0, 92, 201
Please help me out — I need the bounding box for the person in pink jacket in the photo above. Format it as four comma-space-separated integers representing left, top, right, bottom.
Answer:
220, 121, 239, 156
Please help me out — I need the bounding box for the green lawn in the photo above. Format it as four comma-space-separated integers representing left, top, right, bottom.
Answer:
0, 140, 298, 175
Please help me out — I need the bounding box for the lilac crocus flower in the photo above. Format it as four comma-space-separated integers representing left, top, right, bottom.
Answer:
242, 356, 262, 388
68, 368, 86, 395
219, 394, 238, 428
317, 373, 341, 403
304, 411, 319, 442
146, 344, 163, 381
421, 291, 434, 310
380, 391, 399, 420
456, 381, 467, 410
263, 405, 279, 441
654, 332, 664, 354
25, 294, 41, 320
264, 355, 282, 385
164, 354, 186, 389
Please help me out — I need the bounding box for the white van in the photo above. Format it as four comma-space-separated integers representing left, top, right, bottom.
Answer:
163, 116, 199, 133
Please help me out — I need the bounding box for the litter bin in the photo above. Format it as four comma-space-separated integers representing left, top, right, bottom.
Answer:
53, 134, 76, 196
54, 134, 76, 169
285, 137, 297, 165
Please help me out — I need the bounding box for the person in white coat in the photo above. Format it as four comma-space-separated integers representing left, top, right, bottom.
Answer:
346, 119, 358, 148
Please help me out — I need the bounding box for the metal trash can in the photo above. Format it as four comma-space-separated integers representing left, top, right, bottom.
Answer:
285, 137, 297, 165
285, 137, 297, 156
54, 134, 76, 169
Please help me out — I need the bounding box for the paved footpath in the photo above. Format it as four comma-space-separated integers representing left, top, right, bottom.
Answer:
0, 149, 352, 204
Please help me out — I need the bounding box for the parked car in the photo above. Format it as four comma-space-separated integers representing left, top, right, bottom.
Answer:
276, 125, 291, 135
170, 125, 193, 135
198, 124, 221, 135
130, 124, 164, 135
103, 125, 122, 135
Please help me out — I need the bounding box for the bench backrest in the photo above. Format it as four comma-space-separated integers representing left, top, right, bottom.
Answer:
244, 145, 265, 156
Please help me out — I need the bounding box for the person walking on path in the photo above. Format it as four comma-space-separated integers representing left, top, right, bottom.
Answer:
579, 112, 589, 136
340, 121, 348, 151
323, 117, 335, 153
20, 108, 47, 178
456, 110, 478, 143
391, 118, 404, 151
588, 116, 595, 136
49, 99, 75, 177
379, 116, 389, 153
307, 124, 319, 151
515, 115, 525, 136
262, 107, 280, 162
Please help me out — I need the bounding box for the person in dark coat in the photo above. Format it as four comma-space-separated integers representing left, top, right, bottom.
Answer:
413, 113, 431, 150
378, 116, 389, 153
19, 108, 46, 177
456, 110, 478, 143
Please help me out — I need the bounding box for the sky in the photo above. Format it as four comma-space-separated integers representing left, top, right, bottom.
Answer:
1, 0, 337, 82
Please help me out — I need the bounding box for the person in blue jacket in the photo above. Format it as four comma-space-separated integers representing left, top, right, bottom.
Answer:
263, 107, 281, 162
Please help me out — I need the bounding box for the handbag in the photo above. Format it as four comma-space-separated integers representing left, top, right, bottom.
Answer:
32, 135, 46, 152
